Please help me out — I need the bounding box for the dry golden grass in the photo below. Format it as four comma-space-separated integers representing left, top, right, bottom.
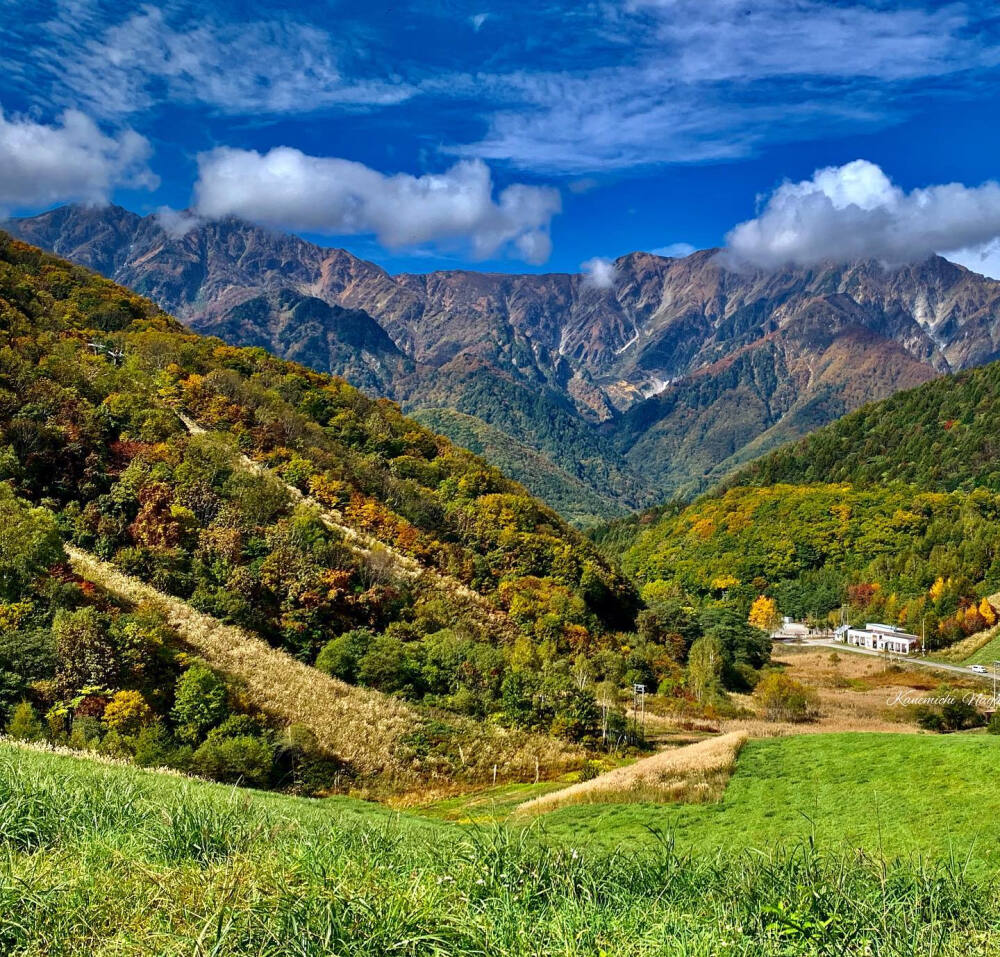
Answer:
517, 644, 985, 815
68, 546, 418, 774
932, 612, 1000, 663
922, 591, 1000, 663
721, 645, 979, 738
67, 546, 578, 795
516, 732, 748, 815
934, 628, 1000, 663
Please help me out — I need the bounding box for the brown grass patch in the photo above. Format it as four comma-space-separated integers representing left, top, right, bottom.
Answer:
933, 627, 1000, 663
67, 546, 579, 795
515, 732, 748, 815
927, 592, 1000, 662
719, 646, 976, 738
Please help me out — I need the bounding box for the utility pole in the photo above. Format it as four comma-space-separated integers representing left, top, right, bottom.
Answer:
632, 683, 646, 741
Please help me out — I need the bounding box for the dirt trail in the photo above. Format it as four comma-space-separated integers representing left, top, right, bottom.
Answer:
176, 411, 517, 641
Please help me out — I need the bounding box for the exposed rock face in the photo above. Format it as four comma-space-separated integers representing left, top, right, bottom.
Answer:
11, 205, 1000, 518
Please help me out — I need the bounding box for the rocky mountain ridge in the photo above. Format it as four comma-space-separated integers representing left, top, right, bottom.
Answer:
11, 204, 1000, 521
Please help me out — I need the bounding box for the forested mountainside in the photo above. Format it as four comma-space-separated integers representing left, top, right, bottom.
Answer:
14, 204, 1000, 521
605, 361, 1000, 651
727, 359, 1000, 493
0, 233, 780, 792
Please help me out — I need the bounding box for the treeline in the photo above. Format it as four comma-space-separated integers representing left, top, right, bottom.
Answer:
401, 364, 656, 519
410, 407, 626, 528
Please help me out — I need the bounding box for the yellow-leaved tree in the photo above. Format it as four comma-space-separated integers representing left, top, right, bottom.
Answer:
711, 575, 740, 594
749, 595, 781, 633
980, 598, 997, 627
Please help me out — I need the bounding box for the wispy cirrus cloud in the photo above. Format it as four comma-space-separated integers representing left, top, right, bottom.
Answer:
15, 0, 999, 173
622, 0, 983, 83
451, 1, 1000, 171
28, 2, 415, 119
190, 147, 561, 264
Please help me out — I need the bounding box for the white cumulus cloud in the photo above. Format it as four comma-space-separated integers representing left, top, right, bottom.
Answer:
191, 148, 561, 264
0, 107, 156, 213
580, 257, 619, 289
725, 160, 1000, 272
154, 206, 203, 239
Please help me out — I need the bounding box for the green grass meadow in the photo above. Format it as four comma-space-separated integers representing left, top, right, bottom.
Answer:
535, 733, 1000, 867
3, 733, 1000, 955
959, 630, 1000, 668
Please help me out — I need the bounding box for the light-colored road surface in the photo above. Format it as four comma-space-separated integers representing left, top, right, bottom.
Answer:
783, 638, 997, 684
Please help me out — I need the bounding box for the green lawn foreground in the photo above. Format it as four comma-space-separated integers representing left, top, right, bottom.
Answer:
536, 732, 1000, 868
1, 735, 1000, 955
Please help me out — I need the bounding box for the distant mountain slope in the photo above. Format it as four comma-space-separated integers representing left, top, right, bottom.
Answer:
615, 314, 937, 496
12, 204, 1000, 515
196, 287, 414, 397
410, 407, 626, 526
728, 358, 1000, 493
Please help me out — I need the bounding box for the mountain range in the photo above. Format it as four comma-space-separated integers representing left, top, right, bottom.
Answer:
11, 204, 1000, 524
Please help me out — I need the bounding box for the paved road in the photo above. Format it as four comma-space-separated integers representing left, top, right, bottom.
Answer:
782, 638, 998, 685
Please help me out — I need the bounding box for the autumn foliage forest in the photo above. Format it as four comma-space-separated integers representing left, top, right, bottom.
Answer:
0, 234, 786, 792
11, 225, 1000, 797
610, 411, 1000, 649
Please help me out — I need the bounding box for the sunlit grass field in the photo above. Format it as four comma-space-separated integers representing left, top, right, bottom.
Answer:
3, 733, 1000, 954
533, 733, 1000, 868
959, 630, 1000, 668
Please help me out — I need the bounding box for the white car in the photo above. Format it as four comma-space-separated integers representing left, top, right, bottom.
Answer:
969, 664, 989, 674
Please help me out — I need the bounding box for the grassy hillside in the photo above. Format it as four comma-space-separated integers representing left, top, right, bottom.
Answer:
3, 737, 1000, 955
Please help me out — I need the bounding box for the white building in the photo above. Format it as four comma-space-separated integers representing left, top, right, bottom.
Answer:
834, 622, 919, 655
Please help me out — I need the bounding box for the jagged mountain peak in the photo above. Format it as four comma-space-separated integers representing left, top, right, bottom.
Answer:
9, 203, 1000, 518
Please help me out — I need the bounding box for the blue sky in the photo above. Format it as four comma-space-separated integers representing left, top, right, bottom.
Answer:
4, 0, 1000, 276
